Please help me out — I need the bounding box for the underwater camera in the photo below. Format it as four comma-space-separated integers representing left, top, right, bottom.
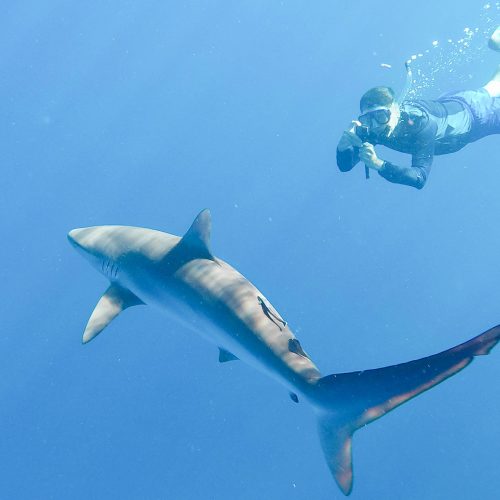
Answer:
355, 125, 371, 179
355, 124, 370, 143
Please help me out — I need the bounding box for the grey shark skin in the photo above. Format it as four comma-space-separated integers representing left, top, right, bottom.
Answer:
68, 209, 500, 496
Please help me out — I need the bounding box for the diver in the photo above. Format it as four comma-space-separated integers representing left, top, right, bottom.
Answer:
336, 27, 500, 189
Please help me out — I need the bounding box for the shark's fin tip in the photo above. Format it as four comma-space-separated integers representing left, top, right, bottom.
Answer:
82, 284, 143, 343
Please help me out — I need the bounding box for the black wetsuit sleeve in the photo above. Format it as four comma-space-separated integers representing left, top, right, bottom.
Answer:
377, 122, 437, 190
336, 146, 360, 172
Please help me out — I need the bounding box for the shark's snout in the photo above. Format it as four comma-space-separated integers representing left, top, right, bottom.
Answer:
68, 228, 86, 248
68, 227, 99, 255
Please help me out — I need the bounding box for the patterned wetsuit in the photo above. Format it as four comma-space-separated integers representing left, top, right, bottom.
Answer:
337, 89, 500, 189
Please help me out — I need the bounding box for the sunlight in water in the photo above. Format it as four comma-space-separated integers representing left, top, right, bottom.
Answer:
405, 2, 500, 99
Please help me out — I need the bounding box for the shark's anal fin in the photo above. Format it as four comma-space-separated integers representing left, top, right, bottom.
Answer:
218, 348, 239, 363
82, 284, 144, 344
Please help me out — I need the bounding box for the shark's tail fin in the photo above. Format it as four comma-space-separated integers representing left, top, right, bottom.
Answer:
312, 324, 500, 496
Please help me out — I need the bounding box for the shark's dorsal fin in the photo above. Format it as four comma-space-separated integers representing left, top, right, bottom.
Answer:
218, 348, 239, 363
176, 209, 214, 261
82, 284, 144, 344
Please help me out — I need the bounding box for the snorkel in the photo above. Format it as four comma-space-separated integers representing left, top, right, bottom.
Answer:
398, 61, 413, 106
361, 62, 412, 180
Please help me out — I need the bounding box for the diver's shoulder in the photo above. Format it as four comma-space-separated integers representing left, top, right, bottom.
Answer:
401, 100, 429, 118
398, 101, 430, 134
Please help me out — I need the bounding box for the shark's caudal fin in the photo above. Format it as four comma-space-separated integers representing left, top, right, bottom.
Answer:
82, 284, 144, 343
313, 325, 500, 496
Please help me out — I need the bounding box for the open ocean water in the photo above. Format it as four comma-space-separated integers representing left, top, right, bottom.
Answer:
0, 1, 499, 499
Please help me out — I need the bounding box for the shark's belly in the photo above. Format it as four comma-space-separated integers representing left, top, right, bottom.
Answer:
164, 259, 321, 393
121, 257, 321, 395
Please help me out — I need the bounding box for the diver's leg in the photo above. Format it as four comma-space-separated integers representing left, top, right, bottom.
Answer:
483, 64, 500, 98
484, 27, 500, 96
489, 26, 500, 51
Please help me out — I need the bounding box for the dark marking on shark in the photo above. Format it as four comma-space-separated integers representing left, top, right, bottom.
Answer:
289, 338, 309, 359
257, 296, 287, 331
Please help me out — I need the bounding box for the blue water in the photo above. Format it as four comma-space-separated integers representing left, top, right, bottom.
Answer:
1, 1, 499, 498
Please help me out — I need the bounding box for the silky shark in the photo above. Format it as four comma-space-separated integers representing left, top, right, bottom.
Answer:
68, 209, 500, 495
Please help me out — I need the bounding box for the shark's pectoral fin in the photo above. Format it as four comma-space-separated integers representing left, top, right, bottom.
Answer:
83, 284, 144, 344
218, 348, 239, 363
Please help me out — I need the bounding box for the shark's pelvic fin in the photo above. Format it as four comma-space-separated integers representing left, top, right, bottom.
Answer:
314, 324, 500, 496
176, 209, 214, 262
82, 284, 144, 344
218, 348, 239, 363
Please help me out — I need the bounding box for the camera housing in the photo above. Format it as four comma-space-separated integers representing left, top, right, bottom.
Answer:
355, 124, 370, 143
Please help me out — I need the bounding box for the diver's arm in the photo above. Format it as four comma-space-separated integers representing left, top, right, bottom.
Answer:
336, 122, 364, 172
378, 159, 431, 189
377, 126, 436, 190
336, 146, 361, 172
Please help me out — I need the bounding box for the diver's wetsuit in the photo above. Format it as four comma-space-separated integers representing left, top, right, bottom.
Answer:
337, 89, 500, 189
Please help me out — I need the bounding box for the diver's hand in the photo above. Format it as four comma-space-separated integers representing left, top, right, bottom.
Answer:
337, 120, 363, 151
359, 143, 384, 170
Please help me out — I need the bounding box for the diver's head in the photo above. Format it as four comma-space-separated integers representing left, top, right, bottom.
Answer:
359, 86, 400, 137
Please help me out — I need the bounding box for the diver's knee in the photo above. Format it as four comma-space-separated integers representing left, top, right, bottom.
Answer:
489, 26, 500, 52
484, 80, 500, 98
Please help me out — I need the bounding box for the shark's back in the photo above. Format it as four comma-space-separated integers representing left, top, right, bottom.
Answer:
72, 225, 180, 261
